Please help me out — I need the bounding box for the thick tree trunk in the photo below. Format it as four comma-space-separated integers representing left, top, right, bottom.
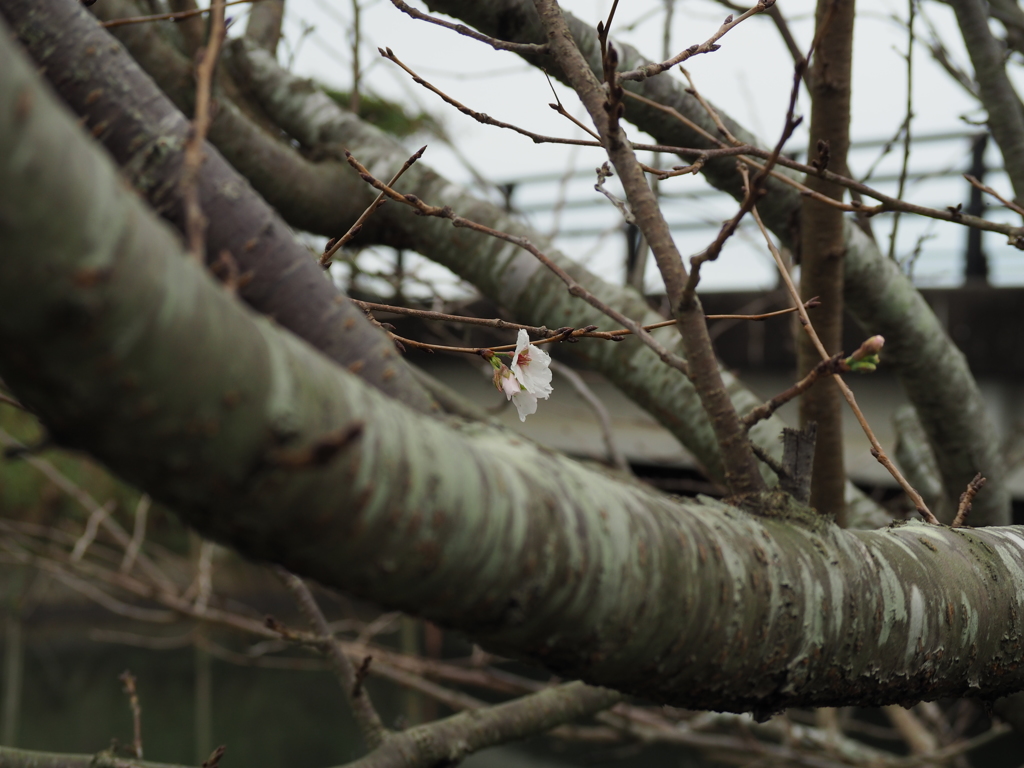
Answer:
2, 20, 1024, 711
420, 0, 1011, 527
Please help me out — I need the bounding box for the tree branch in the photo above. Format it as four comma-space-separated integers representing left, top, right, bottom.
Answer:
244, 0, 284, 53
277, 570, 389, 749
798, 0, 855, 524
2, 25, 1024, 712
221, 31, 890, 524
338, 683, 621, 768
947, 0, 1024, 203
6, 0, 437, 415
420, 0, 1011, 526
530, 0, 764, 494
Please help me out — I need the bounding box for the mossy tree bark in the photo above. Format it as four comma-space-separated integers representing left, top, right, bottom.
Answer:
0, 0, 437, 416
2, 16, 1024, 713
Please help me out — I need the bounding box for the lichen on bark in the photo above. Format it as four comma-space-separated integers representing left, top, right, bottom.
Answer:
2, 23, 1024, 712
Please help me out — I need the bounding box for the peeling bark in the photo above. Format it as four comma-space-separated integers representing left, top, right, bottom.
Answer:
2, 24, 1024, 711
419, 0, 1011, 526
2, 0, 436, 415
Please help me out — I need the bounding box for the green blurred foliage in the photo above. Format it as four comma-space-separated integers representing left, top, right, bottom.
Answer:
0, 404, 188, 554
320, 86, 444, 138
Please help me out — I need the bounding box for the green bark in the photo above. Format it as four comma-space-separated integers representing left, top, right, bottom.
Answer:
419, 0, 1011, 526
2, 24, 1024, 711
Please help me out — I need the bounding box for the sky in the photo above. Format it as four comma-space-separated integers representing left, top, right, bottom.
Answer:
223, 0, 1024, 294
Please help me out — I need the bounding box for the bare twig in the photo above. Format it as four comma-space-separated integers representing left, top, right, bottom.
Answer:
118, 671, 144, 759
618, 0, 775, 82
276, 569, 389, 749
964, 173, 1024, 218
386, 0, 548, 54
321, 147, 426, 266
750, 205, 938, 523
379, 47, 600, 149
0, 429, 179, 595
181, 0, 227, 262
681, 35, 806, 302
100, 0, 261, 28
741, 354, 845, 429
594, 162, 634, 223
120, 496, 151, 574
343, 150, 691, 377
952, 473, 986, 527
202, 746, 226, 768
887, 0, 917, 262
354, 299, 813, 340
69, 500, 115, 563
623, 91, 1024, 244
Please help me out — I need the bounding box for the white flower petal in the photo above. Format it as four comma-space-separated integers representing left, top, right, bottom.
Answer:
510, 329, 553, 399
500, 370, 521, 399
510, 389, 538, 421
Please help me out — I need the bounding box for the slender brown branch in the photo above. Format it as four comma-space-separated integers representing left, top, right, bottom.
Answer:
120, 495, 151, 575
276, 569, 389, 749
342, 151, 691, 377
964, 173, 1024, 218
355, 298, 816, 338
353, 300, 582, 337
181, 0, 226, 262
377, 47, 764, 166
750, 206, 939, 523
741, 354, 844, 429
0, 430, 179, 595
341, 682, 622, 768
376, 43, 1019, 243
386, 0, 549, 54
378, 48, 600, 148
952, 473, 986, 528
320, 146, 426, 266
886, 0, 916, 262
681, 37, 806, 302
624, 91, 1024, 243
100, 0, 261, 28
545, 84, 601, 140
532, 0, 763, 494
618, 0, 774, 82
